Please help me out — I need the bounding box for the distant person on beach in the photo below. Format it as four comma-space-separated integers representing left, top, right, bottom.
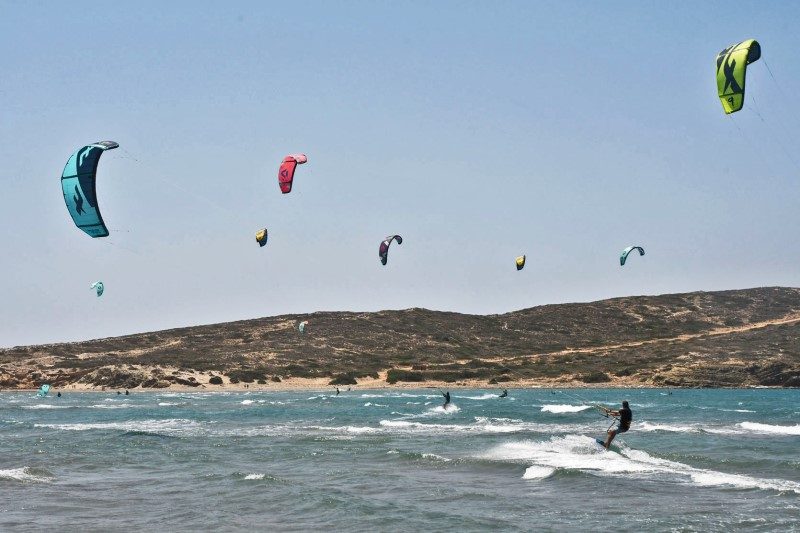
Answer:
602, 401, 632, 449
442, 391, 451, 409
499, 389, 508, 398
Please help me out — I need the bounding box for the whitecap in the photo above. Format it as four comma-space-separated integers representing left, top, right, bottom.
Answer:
540, 404, 592, 414
739, 422, 800, 435
0, 467, 52, 483
523, 465, 556, 480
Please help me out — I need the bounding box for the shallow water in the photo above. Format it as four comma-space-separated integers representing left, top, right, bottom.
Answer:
1, 389, 798, 531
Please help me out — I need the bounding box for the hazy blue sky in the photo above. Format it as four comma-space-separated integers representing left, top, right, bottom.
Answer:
2, 1, 799, 347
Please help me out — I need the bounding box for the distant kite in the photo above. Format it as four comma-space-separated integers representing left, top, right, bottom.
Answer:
298, 320, 308, 333
515, 255, 526, 271
379, 235, 403, 265
37, 384, 51, 397
61, 141, 119, 237
716, 39, 760, 114
278, 154, 308, 194
256, 228, 268, 247
620, 246, 645, 266
91, 281, 104, 297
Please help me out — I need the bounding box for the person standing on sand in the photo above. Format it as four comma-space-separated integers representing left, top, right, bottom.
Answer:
602, 401, 632, 449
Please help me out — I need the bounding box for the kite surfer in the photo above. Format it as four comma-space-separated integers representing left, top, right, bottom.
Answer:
601, 401, 632, 449
442, 390, 451, 409
499, 389, 508, 398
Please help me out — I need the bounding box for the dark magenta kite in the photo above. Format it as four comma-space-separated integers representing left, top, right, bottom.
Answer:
379, 235, 403, 265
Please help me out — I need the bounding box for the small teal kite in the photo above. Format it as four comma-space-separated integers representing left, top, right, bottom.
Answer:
91, 281, 104, 297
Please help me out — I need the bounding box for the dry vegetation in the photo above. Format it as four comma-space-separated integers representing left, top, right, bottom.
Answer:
2, 287, 800, 389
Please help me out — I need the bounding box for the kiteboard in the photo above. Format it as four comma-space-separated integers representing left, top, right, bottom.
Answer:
595, 438, 620, 453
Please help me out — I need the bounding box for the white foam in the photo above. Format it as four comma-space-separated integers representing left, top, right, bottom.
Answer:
481, 435, 800, 494
417, 404, 461, 417
739, 422, 800, 435
34, 418, 200, 436
244, 473, 265, 480
22, 404, 68, 409
364, 402, 387, 407
0, 467, 51, 483
541, 404, 592, 414
522, 465, 556, 480
241, 400, 254, 405
637, 421, 700, 433
87, 403, 136, 409
690, 471, 800, 493
421, 453, 451, 462
456, 393, 498, 400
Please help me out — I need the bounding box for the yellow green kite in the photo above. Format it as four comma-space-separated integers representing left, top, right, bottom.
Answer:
716, 39, 761, 114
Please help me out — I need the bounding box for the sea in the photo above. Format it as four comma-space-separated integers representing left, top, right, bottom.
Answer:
1, 388, 798, 532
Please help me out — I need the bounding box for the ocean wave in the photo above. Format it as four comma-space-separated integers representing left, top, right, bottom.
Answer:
480, 435, 800, 495
22, 404, 70, 409
241, 400, 255, 405
378, 418, 559, 435
739, 422, 800, 435
87, 403, 137, 409
421, 453, 451, 462
34, 418, 201, 437
413, 404, 461, 418
456, 393, 500, 400
0, 467, 53, 484
523, 465, 556, 480
364, 402, 387, 407
541, 404, 592, 414
637, 421, 700, 433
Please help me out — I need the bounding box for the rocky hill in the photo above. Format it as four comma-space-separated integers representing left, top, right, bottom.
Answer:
2, 287, 800, 389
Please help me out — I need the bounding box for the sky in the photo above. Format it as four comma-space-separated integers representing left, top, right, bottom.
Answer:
2, 1, 800, 347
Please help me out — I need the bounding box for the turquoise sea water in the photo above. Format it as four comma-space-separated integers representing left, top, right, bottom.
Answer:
1, 388, 798, 531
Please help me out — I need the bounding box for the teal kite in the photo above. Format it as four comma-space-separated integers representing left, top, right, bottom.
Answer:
61, 141, 119, 238
37, 384, 50, 397
91, 281, 104, 297
620, 246, 645, 266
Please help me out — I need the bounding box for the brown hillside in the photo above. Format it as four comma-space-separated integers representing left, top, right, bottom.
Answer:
2, 287, 799, 389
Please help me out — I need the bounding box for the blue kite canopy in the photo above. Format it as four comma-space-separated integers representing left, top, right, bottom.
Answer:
91, 281, 104, 297
37, 384, 50, 397
61, 141, 119, 238
620, 245, 645, 266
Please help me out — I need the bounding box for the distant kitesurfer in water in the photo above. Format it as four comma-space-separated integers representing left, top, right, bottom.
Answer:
335, 387, 340, 395
442, 391, 451, 409
602, 401, 632, 449
57, 392, 61, 398
117, 391, 121, 395
499, 389, 508, 398
125, 390, 129, 396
